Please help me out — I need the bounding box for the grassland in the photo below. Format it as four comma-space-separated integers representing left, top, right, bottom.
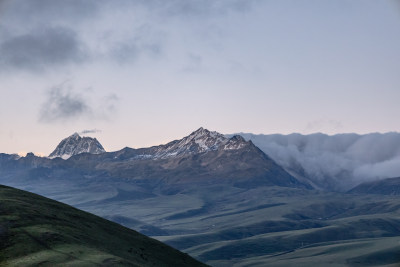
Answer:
149, 186, 400, 266
0, 184, 207, 266
3, 175, 400, 266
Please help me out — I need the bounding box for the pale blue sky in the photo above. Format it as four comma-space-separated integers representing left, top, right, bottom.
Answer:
0, 0, 399, 155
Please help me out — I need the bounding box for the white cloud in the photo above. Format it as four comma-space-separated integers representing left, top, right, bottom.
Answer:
240, 132, 400, 190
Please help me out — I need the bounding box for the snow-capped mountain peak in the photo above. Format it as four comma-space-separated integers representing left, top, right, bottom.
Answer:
70, 132, 80, 138
179, 127, 227, 150
148, 128, 249, 159
49, 133, 106, 159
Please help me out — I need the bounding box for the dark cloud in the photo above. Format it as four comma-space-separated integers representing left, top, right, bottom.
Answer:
3, 0, 256, 23
39, 84, 90, 123
39, 83, 119, 123
132, 0, 257, 17
110, 41, 162, 64
0, 27, 86, 71
0, 0, 260, 72
1, 0, 100, 26
0, 0, 98, 73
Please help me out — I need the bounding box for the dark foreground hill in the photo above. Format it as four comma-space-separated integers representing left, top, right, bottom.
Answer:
0, 185, 207, 267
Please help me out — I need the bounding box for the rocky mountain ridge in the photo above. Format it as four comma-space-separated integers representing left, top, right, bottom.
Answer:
1, 128, 310, 191
124, 127, 250, 160
49, 132, 105, 159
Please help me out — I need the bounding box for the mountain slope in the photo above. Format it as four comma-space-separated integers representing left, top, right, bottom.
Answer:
349, 177, 400, 195
0, 184, 207, 267
107, 127, 266, 160
235, 132, 400, 191
148, 127, 232, 159
66, 128, 311, 190
49, 133, 105, 159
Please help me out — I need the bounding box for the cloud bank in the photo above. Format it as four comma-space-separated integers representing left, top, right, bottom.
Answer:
238, 132, 400, 191
0, 0, 258, 74
0, 27, 86, 71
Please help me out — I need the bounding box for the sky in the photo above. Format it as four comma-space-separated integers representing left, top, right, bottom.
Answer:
0, 0, 399, 155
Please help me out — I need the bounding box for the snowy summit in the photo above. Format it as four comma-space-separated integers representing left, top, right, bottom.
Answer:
149, 127, 248, 159
49, 133, 106, 159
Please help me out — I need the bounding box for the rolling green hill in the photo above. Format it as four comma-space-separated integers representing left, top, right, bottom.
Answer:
0, 184, 207, 267
151, 187, 400, 266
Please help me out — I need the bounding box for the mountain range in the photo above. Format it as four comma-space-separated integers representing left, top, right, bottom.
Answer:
1, 127, 400, 266
17, 128, 308, 191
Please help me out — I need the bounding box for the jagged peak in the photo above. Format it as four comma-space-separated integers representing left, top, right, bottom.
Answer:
49, 133, 105, 159
70, 132, 81, 138
145, 128, 250, 159
26, 152, 35, 157
188, 127, 212, 137
186, 127, 225, 141
229, 135, 246, 142
224, 135, 248, 150
193, 127, 205, 133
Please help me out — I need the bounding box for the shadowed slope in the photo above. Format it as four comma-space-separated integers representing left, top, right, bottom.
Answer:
0, 185, 207, 267
349, 177, 400, 195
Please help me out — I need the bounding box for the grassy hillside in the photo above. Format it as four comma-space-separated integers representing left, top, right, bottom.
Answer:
349, 177, 400, 195
150, 187, 400, 266
0, 185, 207, 267
3, 177, 400, 266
